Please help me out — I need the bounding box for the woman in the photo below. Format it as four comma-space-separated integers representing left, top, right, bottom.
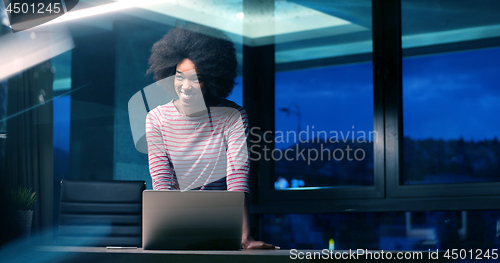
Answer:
146, 23, 277, 249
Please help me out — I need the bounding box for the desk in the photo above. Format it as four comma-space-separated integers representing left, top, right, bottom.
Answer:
36, 246, 455, 262
37, 246, 291, 263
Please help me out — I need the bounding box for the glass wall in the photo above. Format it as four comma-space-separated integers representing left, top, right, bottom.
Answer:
3, 0, 500, 251
401, 0, 500, 185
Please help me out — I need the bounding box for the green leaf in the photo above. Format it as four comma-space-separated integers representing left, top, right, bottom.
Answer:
10, 187, 37, 211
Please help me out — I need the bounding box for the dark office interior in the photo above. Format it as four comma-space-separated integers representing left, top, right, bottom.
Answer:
1, 0, 500, 261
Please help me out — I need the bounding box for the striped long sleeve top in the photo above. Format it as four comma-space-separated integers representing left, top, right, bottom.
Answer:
146, 99, 249, 193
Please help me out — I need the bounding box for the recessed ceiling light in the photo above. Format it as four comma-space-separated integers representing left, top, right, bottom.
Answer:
236, 12, 244, 19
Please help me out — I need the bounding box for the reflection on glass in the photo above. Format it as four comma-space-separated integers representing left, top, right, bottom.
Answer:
401, 0, 500, 49
273, 0, 374, 190
263, 211, 500, 250
402, 0, 500, 185
52, 51, 72, 227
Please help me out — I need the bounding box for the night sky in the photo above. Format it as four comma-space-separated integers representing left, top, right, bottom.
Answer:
273, 47, 500, 149
275, 62, 373, 149
403, 47, 500, 141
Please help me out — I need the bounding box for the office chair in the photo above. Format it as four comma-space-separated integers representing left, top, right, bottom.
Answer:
58, 179, 146, 247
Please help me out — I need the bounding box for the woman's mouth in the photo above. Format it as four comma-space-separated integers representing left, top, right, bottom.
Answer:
180, 91, 195, 101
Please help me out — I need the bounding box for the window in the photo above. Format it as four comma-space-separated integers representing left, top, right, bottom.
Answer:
250, 0, 384, 202
274, 63, 374, 189
401, 0, 500, 185
403, 48, 500, 185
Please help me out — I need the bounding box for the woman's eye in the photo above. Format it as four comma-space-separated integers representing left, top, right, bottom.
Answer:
175, 75, 183, 80
187, 76, 201, 83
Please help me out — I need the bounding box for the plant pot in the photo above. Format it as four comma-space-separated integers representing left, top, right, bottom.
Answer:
16, 210, 33, 237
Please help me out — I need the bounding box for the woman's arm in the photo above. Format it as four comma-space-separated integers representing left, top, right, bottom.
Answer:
146, 109, 178, 190
241, 193, 278, 249
225, 106, 278, 249
225, 107, 250, 193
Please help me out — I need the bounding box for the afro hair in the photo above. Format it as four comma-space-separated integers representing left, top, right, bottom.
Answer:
147, 23, 238, 100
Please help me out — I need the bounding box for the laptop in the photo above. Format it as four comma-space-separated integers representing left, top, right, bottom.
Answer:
142, 190, 244, 250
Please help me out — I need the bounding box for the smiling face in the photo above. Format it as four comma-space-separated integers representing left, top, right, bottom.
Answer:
174, 58, 207, 116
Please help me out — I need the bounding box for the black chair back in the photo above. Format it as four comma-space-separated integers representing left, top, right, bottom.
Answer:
58, 180, 145, 247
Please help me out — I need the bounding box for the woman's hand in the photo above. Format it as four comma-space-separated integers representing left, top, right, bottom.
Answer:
242, 237, 280, 249
241, 194, 279, 249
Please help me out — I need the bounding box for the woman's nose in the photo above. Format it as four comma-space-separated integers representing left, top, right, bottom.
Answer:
181, 80, 193, 91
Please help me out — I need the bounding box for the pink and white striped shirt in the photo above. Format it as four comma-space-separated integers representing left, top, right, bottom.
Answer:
146, 99, 249, 193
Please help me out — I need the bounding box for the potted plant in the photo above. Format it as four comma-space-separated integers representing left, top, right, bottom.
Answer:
10, 187, 37, 236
